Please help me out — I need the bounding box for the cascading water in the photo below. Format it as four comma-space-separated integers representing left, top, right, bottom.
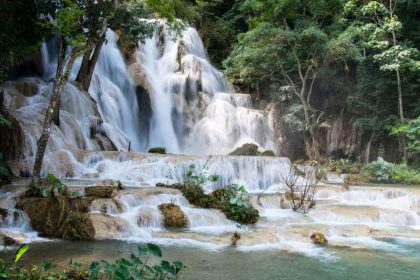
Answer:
3, 24, 420, 260
135, 26, 277, 154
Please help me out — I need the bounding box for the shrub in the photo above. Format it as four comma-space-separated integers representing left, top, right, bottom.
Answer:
177, 182, 214, 208
211, 185, 259, 224
279, 165, 318, 213
365, 157, 420, 184
148, 147, 166, 154
365, 157, 394, 183
0, 243, 186, 280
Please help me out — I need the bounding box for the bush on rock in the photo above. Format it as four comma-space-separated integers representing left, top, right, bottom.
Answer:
148, 147, 166, 154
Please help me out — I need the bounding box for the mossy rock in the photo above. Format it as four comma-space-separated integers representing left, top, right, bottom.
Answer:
58, 211, 95, 241
148, 147, 166, 154
230, 232, 241, 246
261, 150, 276, 156
16, 196, 92, 238
177, 182, 214, 208
229, 143, 260, 156
310, 232, 327, 245
85, 186, 116, 198
158, 203, 187, 228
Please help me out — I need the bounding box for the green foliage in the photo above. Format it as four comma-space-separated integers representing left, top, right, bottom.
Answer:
0, 0, 44, 81
391, 116, 420, 163
0, 243, 186, 280
14, 244, 28, 264
185, 164, 221, 186
99, 243, 186, 280
46, 173, 65, 197
365, 157, 420, 184
343, 0, 420, 73
0, 114, 11, 127
193, 0, 247, 67
177, 182, 215, 208
211, 185, 259, 224
343, 0, 420, 158
24, 183, 43, 198
148, 147, 167, 154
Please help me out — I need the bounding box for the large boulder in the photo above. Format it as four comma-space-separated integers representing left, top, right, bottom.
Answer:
16, 196, 93, 239
310, 232, 328, 245
85, 186, 116, 198
229, 144, 276, 157
229, 143, 260, 156
158, 203, 187, 228
58, 212, 95, 241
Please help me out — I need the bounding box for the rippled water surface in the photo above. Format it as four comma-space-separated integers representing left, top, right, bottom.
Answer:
1, 240, 419, 280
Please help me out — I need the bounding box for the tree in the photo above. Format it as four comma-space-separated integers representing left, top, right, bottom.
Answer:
74, 0, 197, 92
0, 0, 44, 125
279, 164, 318, 213
391, 116, 420, 166
32, 0, 115, 184
343, 0, 420, 163
224, 21, 358, 159
31, 0, 197, 183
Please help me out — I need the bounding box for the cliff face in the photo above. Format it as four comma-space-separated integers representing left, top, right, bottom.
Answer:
267, 88, 402, 163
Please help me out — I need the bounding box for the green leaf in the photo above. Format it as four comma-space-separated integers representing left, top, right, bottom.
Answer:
147, 243, 162, 258
173, 261, 185, 272
47, 173, 57, 182
15, 244, 28, 263
0, 258, 4, 273
138, 244, 148, 256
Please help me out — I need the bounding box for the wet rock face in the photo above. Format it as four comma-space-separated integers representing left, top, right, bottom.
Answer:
16, 196, 93, 240
58, 211, 95, 241
85, 186, 116, 199
158, 203, 187, 228
0, 232, 18, 246
310, 232, 328, 245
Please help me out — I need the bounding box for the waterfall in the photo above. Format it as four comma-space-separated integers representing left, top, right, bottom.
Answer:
4, 26, 277, 177
135, 26, 277, 154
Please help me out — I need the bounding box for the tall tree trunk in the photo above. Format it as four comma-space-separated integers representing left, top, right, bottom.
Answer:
391, 28, 407, 164
31, 40, 78, 184
51, 99, 60, 126
395, 68, 407, 163
75, 37, 105, 91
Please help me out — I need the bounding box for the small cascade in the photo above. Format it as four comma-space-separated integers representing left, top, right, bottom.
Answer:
66, 151, 291, 192
0, 189, 43, 245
